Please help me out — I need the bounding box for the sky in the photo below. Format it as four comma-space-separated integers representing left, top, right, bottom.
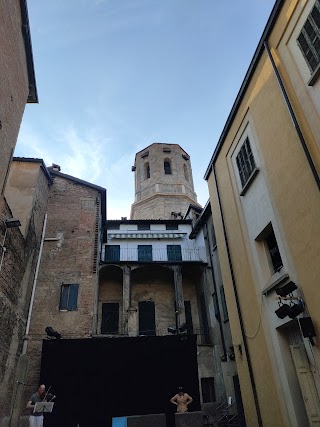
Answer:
16, 0, 276, 219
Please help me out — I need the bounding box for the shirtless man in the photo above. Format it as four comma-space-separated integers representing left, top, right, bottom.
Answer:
170, 387, 193, 413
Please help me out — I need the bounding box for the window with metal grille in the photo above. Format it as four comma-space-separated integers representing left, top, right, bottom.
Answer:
105, 245, 120, 262
139, 301, 156, 335
59, 284, 79, 311
266, 229, 283, 273
236, 137, 257, 187
297, 1, 320, 73
164, 160, 172, 175
138, 245, 152, 261
167, 245, 182, 261
201, 377, 216, 403
101, 303, 119, 334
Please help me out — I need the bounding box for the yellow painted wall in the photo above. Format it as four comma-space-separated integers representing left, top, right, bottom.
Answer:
206, 1, 320, 426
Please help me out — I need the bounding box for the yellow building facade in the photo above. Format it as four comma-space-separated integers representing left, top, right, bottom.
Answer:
205, 0, 320, 426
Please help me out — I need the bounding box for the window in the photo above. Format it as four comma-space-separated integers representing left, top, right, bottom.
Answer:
101, 303, 119, 334
166, 223, 178, 230
105, 245, 120, 262
236, 137, 257, 187
108, 223, 120, 230
200, 293, 211, 344
210, 224, 217, 249
139, 301, 156, 335
220, 286, 229, 321
183, 164, 189, 181
167, 245, 182, 261
297, 1, 320, 73
266, 229, 283, 273
138, 224, 150, 230
201, 377, 216, 403
59, 284, 79, 311
174, 301, 193, 334
138, 245, 152, 261
184, 301, 193, 334
144, 162, 150, 179
164, 159, 171, 175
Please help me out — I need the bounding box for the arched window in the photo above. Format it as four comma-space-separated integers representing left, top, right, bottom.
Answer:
183, 164, 189, 181
164, 159, 171, 175
144, 162, 150, 179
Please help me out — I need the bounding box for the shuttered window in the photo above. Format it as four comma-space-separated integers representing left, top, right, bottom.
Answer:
105, 245, 120, 262
167, 245, 182, 261
201, 377, 216, 403
101, 303, 119, 334
139, 301, 156, 336
59, 284, 79, 311
138, 245, 152, 261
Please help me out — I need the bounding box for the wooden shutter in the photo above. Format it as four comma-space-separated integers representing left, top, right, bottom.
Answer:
101, 303, 119, 334
139, 301, 155, 336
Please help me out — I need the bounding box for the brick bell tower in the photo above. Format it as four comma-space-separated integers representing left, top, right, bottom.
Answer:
130, 143, 200, 220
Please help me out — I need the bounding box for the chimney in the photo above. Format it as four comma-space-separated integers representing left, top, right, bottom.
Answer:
51, 163, 61, 172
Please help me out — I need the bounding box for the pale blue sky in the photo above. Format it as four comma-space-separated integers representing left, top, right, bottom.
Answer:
16, 0, 276, 219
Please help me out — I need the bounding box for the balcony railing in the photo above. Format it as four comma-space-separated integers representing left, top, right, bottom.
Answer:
97, 326, 212, 345
102, 246, 207, 263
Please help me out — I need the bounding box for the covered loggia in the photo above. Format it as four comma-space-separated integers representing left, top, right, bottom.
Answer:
40, 335, 200, 427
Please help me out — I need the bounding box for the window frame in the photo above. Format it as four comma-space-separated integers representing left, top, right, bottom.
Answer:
297, 0, 320, 80
138, 245, 153, 261
167, 244, 182, 261
101, 302, 120, 335
105, 245, 120, 262
164, 159, 172, 175
201, 377, 216, 403
59, 283, 79, 311
235, 136, 258, 193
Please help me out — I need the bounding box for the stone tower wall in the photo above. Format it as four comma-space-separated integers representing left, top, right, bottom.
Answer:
131, 143, 200, 219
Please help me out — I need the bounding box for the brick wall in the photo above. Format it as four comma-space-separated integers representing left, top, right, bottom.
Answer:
22, 175, 102, 410
0, 0, 30, 193
0, 167, 49, 423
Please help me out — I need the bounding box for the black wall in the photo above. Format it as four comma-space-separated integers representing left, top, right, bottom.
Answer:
40, 335, 200, 427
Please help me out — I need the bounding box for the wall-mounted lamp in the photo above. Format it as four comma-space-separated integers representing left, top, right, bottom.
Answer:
299, 317, 316, 346
0, 218, 21, 272
276, 281, 297, 297
275, 301, 305, 319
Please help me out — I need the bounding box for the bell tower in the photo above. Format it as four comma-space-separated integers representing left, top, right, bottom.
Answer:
130, 143, 200, 219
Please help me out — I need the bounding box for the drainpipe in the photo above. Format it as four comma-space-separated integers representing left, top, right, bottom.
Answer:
264, 41, 320, 191
8, 213, 47, 427
22, 212, 47, 354
212, 165, 263, 427
204, 223, 227, 356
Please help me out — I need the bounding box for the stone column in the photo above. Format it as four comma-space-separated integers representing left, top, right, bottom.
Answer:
173, 265, 186, 330
123, 265, 131, 334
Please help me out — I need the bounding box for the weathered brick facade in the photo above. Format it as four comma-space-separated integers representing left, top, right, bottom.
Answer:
0, 161, 50, 426
18, 170, 106, 425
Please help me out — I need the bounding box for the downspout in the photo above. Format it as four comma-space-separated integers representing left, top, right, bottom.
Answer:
212, 165, 263, 427
22, 212, 47, 354
8, 213, 47, 427
264, 41, 320, 191
204, 223, 227, 356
